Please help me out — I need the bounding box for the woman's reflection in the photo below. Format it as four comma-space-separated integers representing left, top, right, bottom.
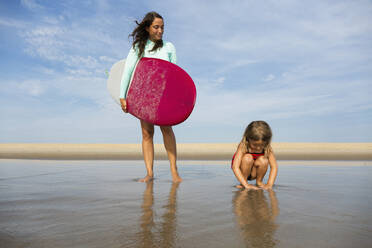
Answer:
160, 182, 180, 247
138, 181, 155, 247
232, 190, 279, 248
138, 182, 180, 248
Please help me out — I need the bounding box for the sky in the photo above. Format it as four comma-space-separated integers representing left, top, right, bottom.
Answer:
0, 0, 371, 143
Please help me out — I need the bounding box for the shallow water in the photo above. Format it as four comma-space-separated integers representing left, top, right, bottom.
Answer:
0, 160, 371, 247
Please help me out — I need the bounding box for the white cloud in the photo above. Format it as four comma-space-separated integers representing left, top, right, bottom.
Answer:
263, 74, 275, 82
65, 55, 99, 69
17, 80, 46, 97
66, 69, 93, 76
215, 77, 225, 85
13, 6, 128, 81
216, 59, 258, 74
21, 0, 44, 11
99, 56, 117, 63
0, 18, 27, 28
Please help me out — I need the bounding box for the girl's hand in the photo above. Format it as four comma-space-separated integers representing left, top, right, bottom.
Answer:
235, 184, 259, 190
244, 185, 260, 190
260, 184, 273, 190
120, 98, 128, 113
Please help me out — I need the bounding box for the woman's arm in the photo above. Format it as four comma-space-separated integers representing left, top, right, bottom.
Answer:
167, 42, 177, 64
120, 46, 139, 99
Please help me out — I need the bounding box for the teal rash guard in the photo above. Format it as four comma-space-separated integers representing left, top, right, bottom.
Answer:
119, 39, 177, 99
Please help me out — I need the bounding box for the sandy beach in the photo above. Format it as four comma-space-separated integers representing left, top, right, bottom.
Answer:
0, 143, 371, 160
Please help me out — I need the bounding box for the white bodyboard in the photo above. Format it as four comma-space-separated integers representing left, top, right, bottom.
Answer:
107, 59, 126, 105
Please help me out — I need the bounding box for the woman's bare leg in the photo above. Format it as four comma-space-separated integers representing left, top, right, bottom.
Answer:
160, 126, 182, 182
139, 120, 155, 182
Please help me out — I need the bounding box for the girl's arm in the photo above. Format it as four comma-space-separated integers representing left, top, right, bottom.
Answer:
120, 46, 139, 99
265, 150, 278, 189
232, 143, 258, 190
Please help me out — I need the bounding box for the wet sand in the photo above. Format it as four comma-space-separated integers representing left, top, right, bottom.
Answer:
1, 143, 372, 160
0, 160, 371, 248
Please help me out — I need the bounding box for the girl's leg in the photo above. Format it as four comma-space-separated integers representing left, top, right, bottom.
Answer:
160, 126, 182, 182
139, 120, 155, 182
240, 154, 255, 180
234, 154, 254, 188
253, 156, 269, 187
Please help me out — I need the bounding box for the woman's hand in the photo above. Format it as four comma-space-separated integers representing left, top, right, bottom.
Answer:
120, 98, 128, 113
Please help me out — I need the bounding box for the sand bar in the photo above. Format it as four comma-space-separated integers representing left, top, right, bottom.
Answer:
0, 143, 371, 160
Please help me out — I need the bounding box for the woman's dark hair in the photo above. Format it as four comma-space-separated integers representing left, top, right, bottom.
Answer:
130, 11, 164, 58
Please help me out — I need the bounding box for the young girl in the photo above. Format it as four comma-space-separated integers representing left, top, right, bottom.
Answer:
231, 121, 278, 190
119, 12, 181, 183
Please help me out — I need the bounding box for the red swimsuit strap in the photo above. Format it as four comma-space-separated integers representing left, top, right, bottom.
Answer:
248, 152, 264, 160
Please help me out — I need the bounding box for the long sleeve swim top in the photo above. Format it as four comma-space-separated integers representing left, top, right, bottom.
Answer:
119, 39, 177, 99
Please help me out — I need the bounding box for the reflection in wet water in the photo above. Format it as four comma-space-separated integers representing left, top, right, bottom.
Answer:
233, 190, 279, 248
137, 182, 155, 247
1, 161, 371, 247
137, 182, 180, 248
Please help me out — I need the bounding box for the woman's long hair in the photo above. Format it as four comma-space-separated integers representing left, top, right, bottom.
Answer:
130, 12, 164, 58
241, 121, 273, 157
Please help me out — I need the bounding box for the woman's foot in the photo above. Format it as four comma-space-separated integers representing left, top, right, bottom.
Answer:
138, 175, 154, 182
172, 174, 182, 183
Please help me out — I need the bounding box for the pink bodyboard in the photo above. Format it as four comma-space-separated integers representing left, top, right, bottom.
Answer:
126, 57, 196, 126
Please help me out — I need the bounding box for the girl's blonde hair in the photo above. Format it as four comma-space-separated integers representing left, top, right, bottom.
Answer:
241, 120, 273, 157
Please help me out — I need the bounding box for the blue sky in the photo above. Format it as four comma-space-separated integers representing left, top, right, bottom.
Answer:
0, 0, 371, 143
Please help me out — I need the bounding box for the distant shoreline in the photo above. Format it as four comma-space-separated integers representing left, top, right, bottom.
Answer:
0, 143, 371, 161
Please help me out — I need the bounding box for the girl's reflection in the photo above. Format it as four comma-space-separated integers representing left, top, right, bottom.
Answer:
233, 190, 279, 248
138, 182, 180, 248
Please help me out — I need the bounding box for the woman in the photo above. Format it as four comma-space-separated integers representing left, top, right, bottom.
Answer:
120, 12, 182, 183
